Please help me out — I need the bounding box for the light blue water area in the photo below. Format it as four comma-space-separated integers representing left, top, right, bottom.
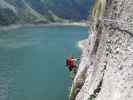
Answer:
0, 25, 88, 100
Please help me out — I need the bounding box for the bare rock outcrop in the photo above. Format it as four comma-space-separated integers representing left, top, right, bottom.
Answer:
70, 0, 133, 100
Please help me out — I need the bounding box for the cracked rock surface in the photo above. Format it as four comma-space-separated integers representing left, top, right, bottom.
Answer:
73, 0, 133, 100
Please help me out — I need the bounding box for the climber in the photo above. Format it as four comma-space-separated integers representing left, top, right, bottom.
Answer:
66, 56, 80, 73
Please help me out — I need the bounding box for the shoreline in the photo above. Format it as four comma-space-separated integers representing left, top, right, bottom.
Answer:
78, 39, 89, 51
0, 22, 88, 31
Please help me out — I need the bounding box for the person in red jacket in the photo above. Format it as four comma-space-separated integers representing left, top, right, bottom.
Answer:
66, 56, 80, 72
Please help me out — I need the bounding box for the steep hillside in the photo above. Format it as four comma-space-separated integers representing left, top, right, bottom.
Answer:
0, 0, 94, 25
0, 0, 17, 25
70, 0, 133, 100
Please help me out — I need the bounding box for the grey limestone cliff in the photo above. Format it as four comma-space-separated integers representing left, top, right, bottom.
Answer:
70, 0, 133, 100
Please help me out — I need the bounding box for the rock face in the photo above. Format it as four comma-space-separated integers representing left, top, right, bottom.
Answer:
71, 0, 133, 100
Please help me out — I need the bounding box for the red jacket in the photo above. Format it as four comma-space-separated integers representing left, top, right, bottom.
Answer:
66, 57, 74, 66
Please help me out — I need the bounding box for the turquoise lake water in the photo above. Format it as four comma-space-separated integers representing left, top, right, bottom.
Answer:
0, 25, 88, 100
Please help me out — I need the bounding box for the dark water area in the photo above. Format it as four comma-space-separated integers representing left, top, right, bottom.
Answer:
0, 25, 88, 100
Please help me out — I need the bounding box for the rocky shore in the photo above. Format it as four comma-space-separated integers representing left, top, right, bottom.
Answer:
0, 22, 88, 32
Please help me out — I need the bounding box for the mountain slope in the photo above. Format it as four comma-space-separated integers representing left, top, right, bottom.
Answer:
0, 0, 18, 25
0, 0, 94, 25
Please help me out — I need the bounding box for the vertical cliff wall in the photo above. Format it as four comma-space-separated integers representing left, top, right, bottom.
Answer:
70, 0, 133, 100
